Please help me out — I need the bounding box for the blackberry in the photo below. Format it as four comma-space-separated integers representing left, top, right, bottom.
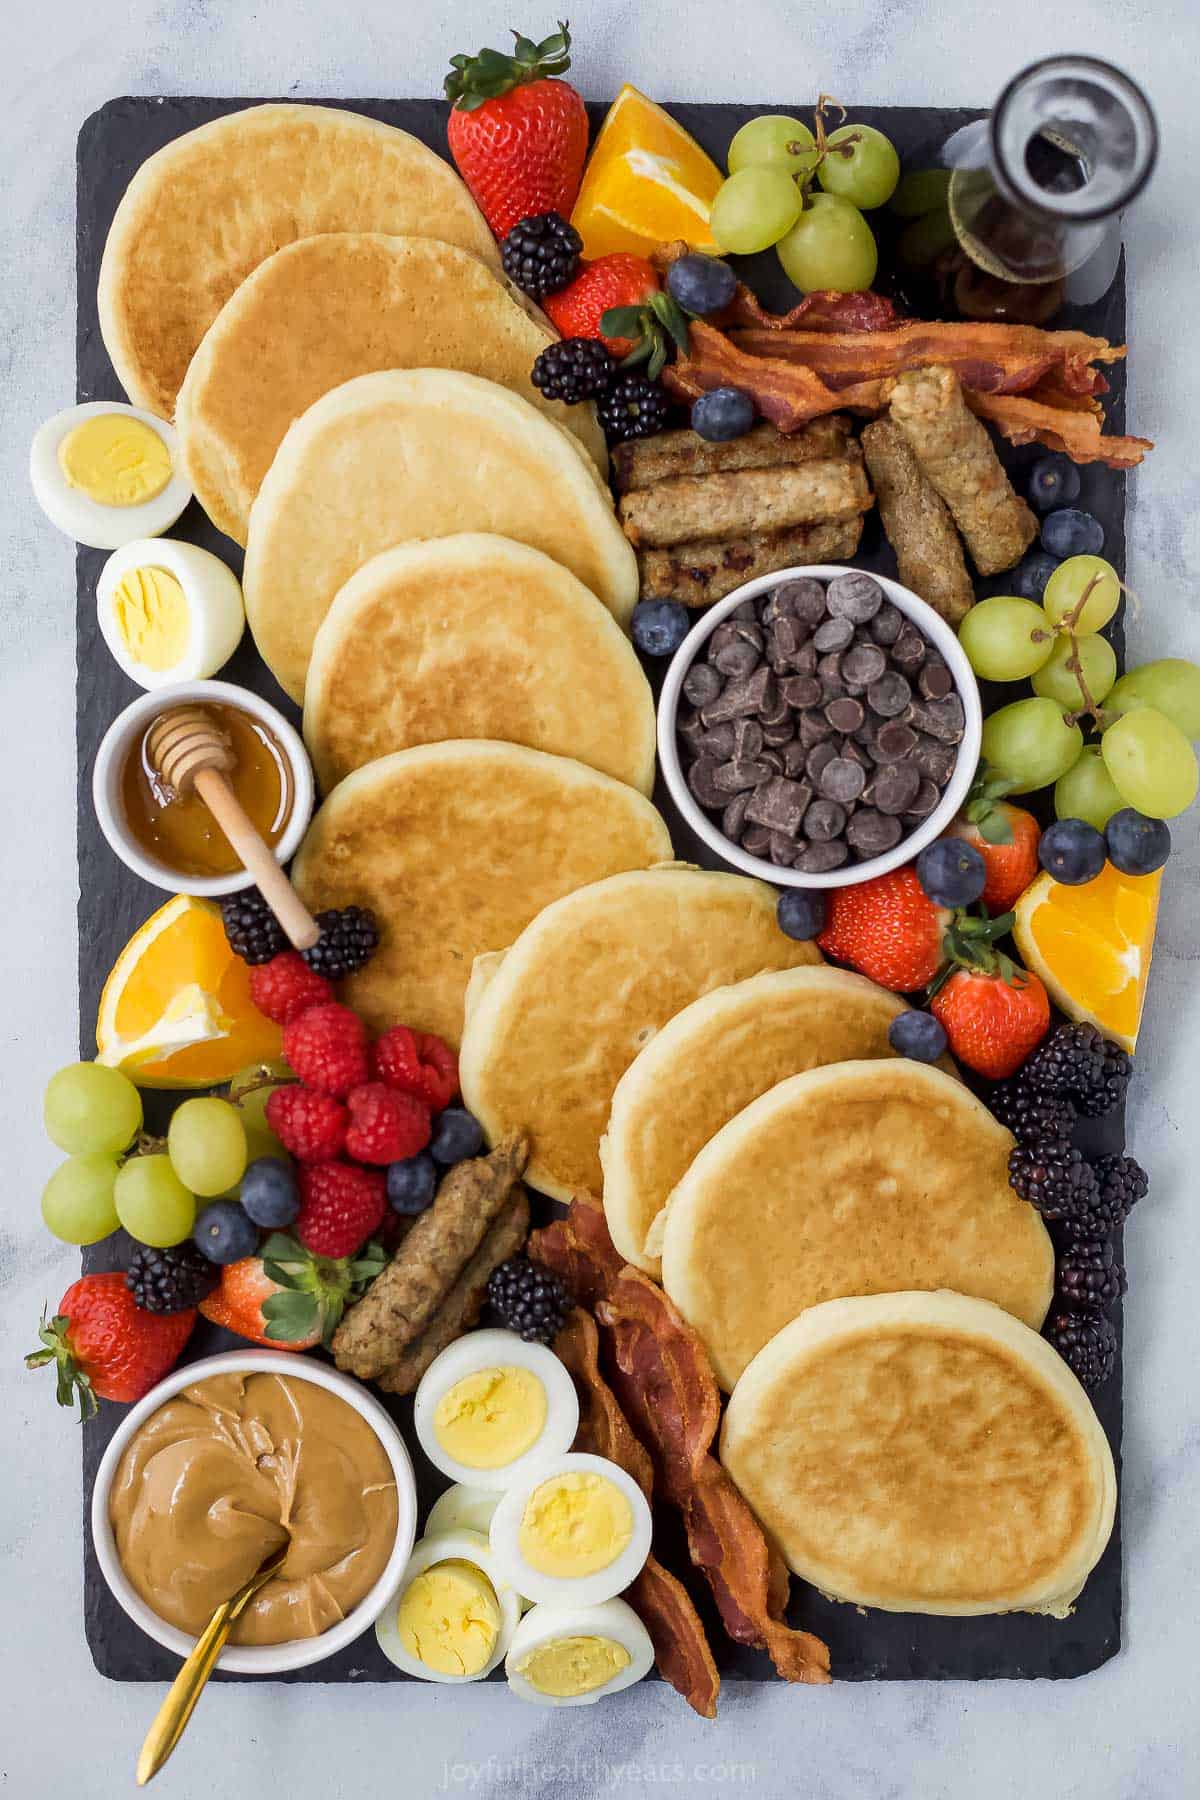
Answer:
597, 373, 671, 445
221, 888, 286, 965
1008, 1138, 1098, 1223
531, 336, 615, 405
500, 211, 581, 299
488, 1254, 572, 1344
126, 1242, 219, 1314
1044, 1308, 1117, 1391
1024, 1022, 1131, 1118
989, 1077, 1077, 1146
1093, 1153, 1149, 1223
301, 906, 379, 980
1056, 1237, 1126, 1310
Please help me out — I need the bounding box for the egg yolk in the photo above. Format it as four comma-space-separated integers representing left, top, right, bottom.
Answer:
111, 567, 191, 671
518, 1472, 633, 1580
433, 1366, 547, 1471
515, 1635, 631, 1698
58, 414, 172, 508
397, 1559, 500, 1677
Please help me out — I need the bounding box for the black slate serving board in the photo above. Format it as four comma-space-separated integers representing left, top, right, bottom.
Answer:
75, 96, 1127, 1685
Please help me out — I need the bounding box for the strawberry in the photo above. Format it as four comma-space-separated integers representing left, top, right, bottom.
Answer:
952, 768, 1041, 914
296, 1163, 388, 1259
26, 1274, 194, 1419
817, 868, 950, 992
371, 1026, 459, 1112
931, 965, 1051, 1080
344, 1082, 431, 1165
543, 254, 676, 360
283, 1003, 369, 1097
265, 1085, 348, 1162
199, 1235, 388, 1348
445, 23, 588, 239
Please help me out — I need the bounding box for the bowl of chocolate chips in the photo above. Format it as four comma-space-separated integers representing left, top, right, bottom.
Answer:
658, 566, 982, 888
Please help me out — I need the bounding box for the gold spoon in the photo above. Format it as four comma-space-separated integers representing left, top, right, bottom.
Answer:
136, 1544, 288, 1786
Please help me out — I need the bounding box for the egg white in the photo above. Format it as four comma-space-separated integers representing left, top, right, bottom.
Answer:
505, 1597, 654, 1706
373, 1529, 520, 1684
414, 1329, 579, 1491
424, 1484, 502, 1539
30, 403, 192, 549
96, 538, 245, 688
489, 1451, 653, 1608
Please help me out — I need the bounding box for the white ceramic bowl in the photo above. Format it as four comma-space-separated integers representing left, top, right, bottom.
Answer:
658, 565, 982, 890
92, 678, 314, 896
91, 1350, 418, 1675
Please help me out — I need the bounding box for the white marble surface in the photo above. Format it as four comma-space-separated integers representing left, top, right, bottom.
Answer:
2, 2, 1198, 1794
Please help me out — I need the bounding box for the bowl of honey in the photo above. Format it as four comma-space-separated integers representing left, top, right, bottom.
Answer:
93, 680, 314, 895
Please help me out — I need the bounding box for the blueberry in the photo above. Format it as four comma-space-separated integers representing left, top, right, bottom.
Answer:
386, 1151, 438, 1215
193, 1200, 259, 1265
1041, 508, 1104, 559
1038, 818, 1107, 885
776, 889, 827, 941
239, 1158, 299, 1228
666, 252, 738, 317
1011, 550, 1060, 601
1105, 808, 1171, 876
915, 838, 987, 908
430, 1107, 485, 1166
691, 387, 756, 443
887, 1010, 948, 1063
1028, 456, 1081, 513
631, 600, 690, 658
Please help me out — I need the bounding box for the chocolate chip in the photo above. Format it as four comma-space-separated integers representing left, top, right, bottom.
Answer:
806, 740, 838, 783
707, 622, 738, 658
892, 624, 927, 670
713, 757, 771, 793
683, 663, 723, 709
733, 621, 764, 650
790, 641, 819, 676
760, 750, 785, 776
840, 736, 871, 770
781, 675, 821, 710
846, 808, 903, 857
677, 707, 706, 751
732, 718, 764, 761
874, 720, 918, 761
687, 757, 725, 807
769, 831, 799, 867
804, 797, 847, 840
919, 661, 955, 700
872, 761, 921, 815
908, 694, 965, 743
799, 709, 834, 747
713, 638, 762, 679
813, 616, 855, 654
819, 756, 867, 804
762, 719, 795, 747
760, 692, 792, 728
912, 736, 958, 785
722, 792, 750, 838
745, 776, 812, 837
770, 617, 804, 663
773, 578, 828, 626
731, 599, 758, 622
869, 603, 903, 645
816, 651, 844, 682
826, 571, 884, 623
697, 724, 736, 760
702, 666, 776, 724
867, 671, 912, 718
783, 740, 808, 777
825, 696, 864, 734
905, 778, 942, 820
840, 643, 888, 689
741, 824, 772, 857
794, 839, 849, 872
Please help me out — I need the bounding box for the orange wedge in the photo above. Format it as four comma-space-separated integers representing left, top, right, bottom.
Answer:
95, 894, 282, 1088
1013, 864, 1160, 1053
571, 84, 724, 260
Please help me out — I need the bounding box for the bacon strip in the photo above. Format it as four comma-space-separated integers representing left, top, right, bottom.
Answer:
555, 1309, 720, 1719
723, 287, 901, 335
964, 388, 1153, 469
729, 321, 1120, 396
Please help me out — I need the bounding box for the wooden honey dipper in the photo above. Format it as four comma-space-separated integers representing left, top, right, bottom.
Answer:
146, 705, 319, 951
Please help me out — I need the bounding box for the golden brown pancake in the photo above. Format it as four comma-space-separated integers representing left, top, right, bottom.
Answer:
721, 1291, 1116, 1616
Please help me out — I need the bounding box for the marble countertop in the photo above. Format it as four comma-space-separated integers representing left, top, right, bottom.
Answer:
2, 2, 1197, 1794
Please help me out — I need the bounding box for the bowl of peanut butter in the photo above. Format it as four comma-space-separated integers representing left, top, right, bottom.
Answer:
91, 1352, 417, 1673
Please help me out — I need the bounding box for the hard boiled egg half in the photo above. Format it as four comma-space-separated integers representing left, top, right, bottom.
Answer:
506, 1597, 654, 1706
97, 539, 244, 688
31, 403, 191, 549
414, 1329, 579, 1491
424, 1484, 502, 1539
374, 1529, 520, 1683
489, 1451, 653, 1608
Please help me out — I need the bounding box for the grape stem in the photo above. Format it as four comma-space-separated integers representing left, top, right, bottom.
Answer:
1055, 571, 1114, 730
794, 94, 850, 208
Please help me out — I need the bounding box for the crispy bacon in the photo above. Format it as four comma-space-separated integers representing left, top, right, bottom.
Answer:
723, 287, 901, 335
664, 322, 888, 430
729, 321, 1120, 396
964, 389, 1153, 469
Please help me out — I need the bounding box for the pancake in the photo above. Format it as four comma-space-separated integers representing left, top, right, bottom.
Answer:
458, 868, 821, 1203
720, 1290, 1117, 1617
176, 235, 606, 542
99, 104, 498, 420
244, 369, 638, 702
304, 536, 655, 796
290, 742, 672, 1046
602, 966, 952, 1277
659, 1059, 1054, 1390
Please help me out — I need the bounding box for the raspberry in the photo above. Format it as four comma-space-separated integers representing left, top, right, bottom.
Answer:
265, 1086, 348, 1162
295, 1162, 387, 1258
283, 1004, 369, 1097
249, 953, 334, 1025
371, 1027, 460, 1112
344, 1082, 432, 1165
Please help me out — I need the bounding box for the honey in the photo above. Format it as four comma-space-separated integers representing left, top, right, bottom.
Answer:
121, 701, 294, 878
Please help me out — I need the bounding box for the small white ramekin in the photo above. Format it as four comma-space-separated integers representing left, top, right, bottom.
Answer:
92, 678, 314, 897
657, 565, 982, 890
91, 1350, 418, 1676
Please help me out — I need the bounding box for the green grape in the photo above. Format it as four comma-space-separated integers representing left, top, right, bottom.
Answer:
817, 124, 901, 209
727, 114, 818, 178
1106, 658, 1200, 739
114, 1154, 196, 1248
1031, 632, 1117, 711
41, 1153, 121, 1245
777, 193, 878, 293
889, 168, 952, 217
228, 1060, 291, 1164
957, 596, 1054, 681
168, 1097, 248, 1197
43, 1061, 142, 1155
1101, 707, 1200, 819
709, 167, 803, 254
1042, 556, 1120, 634
980, 697, 1084, 793
1054, 745, 1126, 831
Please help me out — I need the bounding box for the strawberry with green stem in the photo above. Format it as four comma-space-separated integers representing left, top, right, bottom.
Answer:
26, 1274, 195, 1421
928, 910, 1051, 1080
200, 1235, 388, 1348
952, 766, 1042, 913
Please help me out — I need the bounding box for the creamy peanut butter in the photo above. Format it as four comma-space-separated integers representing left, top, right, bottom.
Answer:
109, 1371, 398, 1646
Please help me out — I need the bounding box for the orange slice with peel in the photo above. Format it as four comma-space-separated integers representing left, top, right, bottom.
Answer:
1012, 864, 1160, 1053
96, 894, 282, 1088
571, 85, 723, 260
